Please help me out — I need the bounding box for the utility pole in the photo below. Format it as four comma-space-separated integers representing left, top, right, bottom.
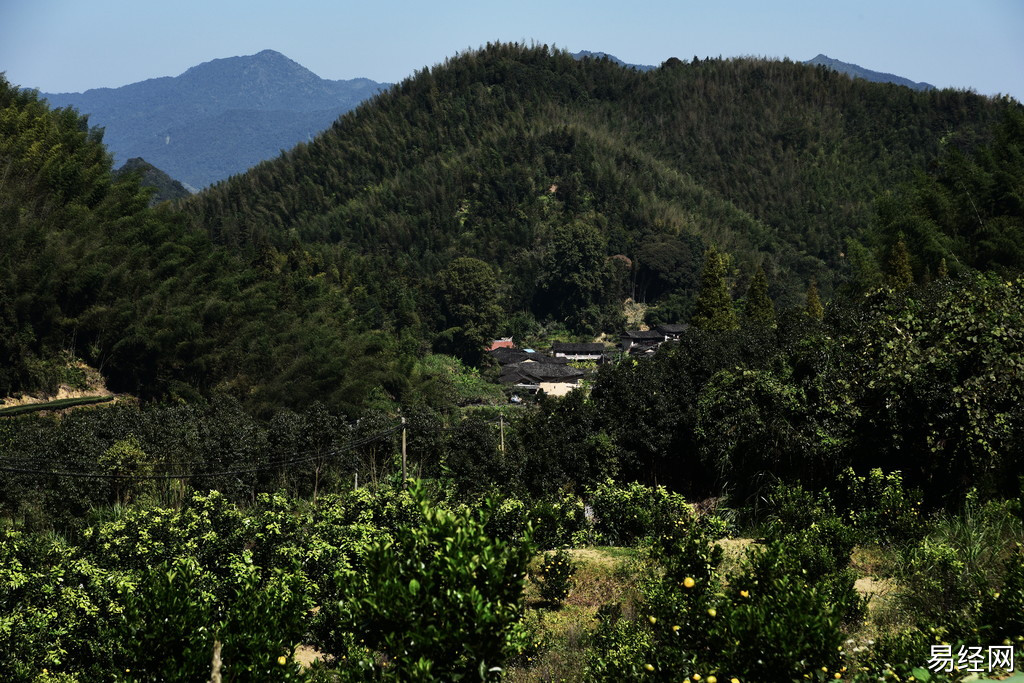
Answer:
401, 417, 407, 488
499, 414, 505, 456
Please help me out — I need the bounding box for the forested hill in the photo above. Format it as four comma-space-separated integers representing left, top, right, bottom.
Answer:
39, 50, 390, 188
185, 44, 1017, 329
0, 77, 406, 415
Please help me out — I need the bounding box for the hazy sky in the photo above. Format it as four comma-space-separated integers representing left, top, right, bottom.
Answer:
2, 0, 1022, 100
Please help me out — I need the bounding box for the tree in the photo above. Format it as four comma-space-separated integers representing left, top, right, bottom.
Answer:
743, 265, 776, 328
534, 217, 618, 333
691, 246, 738, 331
888, 236, 914, 290
99, 436, 152, 505
435, 257, 503, 364
805, 279, 824, 320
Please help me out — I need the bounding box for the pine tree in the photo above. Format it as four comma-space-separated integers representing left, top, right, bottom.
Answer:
743, 265, 775, 328
691, 246, 738, 331
888, 236, 914, 290
805, 278, 824, 320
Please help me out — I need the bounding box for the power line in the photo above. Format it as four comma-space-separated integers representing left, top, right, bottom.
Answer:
0, 424, 402, 481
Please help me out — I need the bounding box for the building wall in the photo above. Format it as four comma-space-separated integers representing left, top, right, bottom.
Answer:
539, 381, 578, 397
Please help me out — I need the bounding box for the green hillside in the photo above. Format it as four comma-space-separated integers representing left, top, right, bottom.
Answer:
0, 77, 401, 415
185, 43, 1016, 331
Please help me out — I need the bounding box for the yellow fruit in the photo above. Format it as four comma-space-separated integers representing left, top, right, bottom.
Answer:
739, 590, 749, 598
644, 663, 655, 672
649, 615, 657, 624
707, 608, 717, 618
684, 577, 696, 588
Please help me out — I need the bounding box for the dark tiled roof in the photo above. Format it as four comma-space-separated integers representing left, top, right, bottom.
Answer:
622, 330, 664, 340
551, 342, 605, 354
490, 348, 567, 366
500, 363, 584, 382
655, 323, 690, 335
489, 348, 531, 365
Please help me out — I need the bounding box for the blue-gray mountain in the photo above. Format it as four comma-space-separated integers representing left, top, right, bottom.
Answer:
39, 50, 390, 188
804, 54, 934, 91
574, 51, 935, 92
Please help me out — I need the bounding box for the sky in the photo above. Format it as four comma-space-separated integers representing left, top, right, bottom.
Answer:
1, 0, 1022, 101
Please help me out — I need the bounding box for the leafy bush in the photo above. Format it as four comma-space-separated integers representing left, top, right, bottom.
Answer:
590, 480, 718, 546
711, 539, 853, 681
837, 467, 927, 544
532, 549, 577, 606
896, 496, 1024, 637
585, 604, 656, 680
528, 494, 589, 550
588, 519, 860, 682
980, 543, 1024, 641
109, 556, 308, 681
0, 529, 117, 680
337, 483, 534, 680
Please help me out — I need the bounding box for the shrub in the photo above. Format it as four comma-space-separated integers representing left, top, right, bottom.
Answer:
585, 604, 656, 681
837, 468, 927, 544
529, 494, 588, 550
896, 497, 1024, 637
340, 483, 534, 680
711, 539, 850, 682
109, 556, 308, 681
590, 480, 711, 546
532, 549, 577, 606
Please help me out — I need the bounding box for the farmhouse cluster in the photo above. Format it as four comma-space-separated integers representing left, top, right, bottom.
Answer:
490, 323, 689, 397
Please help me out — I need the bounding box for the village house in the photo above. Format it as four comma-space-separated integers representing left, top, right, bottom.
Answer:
550, 342, 605, 362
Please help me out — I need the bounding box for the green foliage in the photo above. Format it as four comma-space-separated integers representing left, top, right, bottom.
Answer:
0, 528, 116, 680
589, 534, 857, 682
534, 216, 622, 334
340, 484, 534, 680
805, 277, 824, 319
99, 436, 151, 504
589, 480, 718, 547
532, 549, 577, 606
836, 468, 928, 544
710, 539, 854, 681
980, 543, 1024, 642
895, 496, 1024, 638
110, 556, 308, 681
690, 246, 738, 331
887, 235, 915, 289
869, 109, 1024, 278
742, 264, 776, 328
434, 257, 503, 363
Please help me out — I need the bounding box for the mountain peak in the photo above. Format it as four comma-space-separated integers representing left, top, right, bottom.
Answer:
805, 54, 934, 91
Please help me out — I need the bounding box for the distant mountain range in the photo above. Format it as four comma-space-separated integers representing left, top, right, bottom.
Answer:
573, 50, 935, 92
804, 54, 935, 91
571, 51, 658, 72
39, 50, 390, 188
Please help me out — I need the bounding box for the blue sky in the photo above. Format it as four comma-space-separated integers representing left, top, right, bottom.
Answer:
1, 0, 1022, 100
